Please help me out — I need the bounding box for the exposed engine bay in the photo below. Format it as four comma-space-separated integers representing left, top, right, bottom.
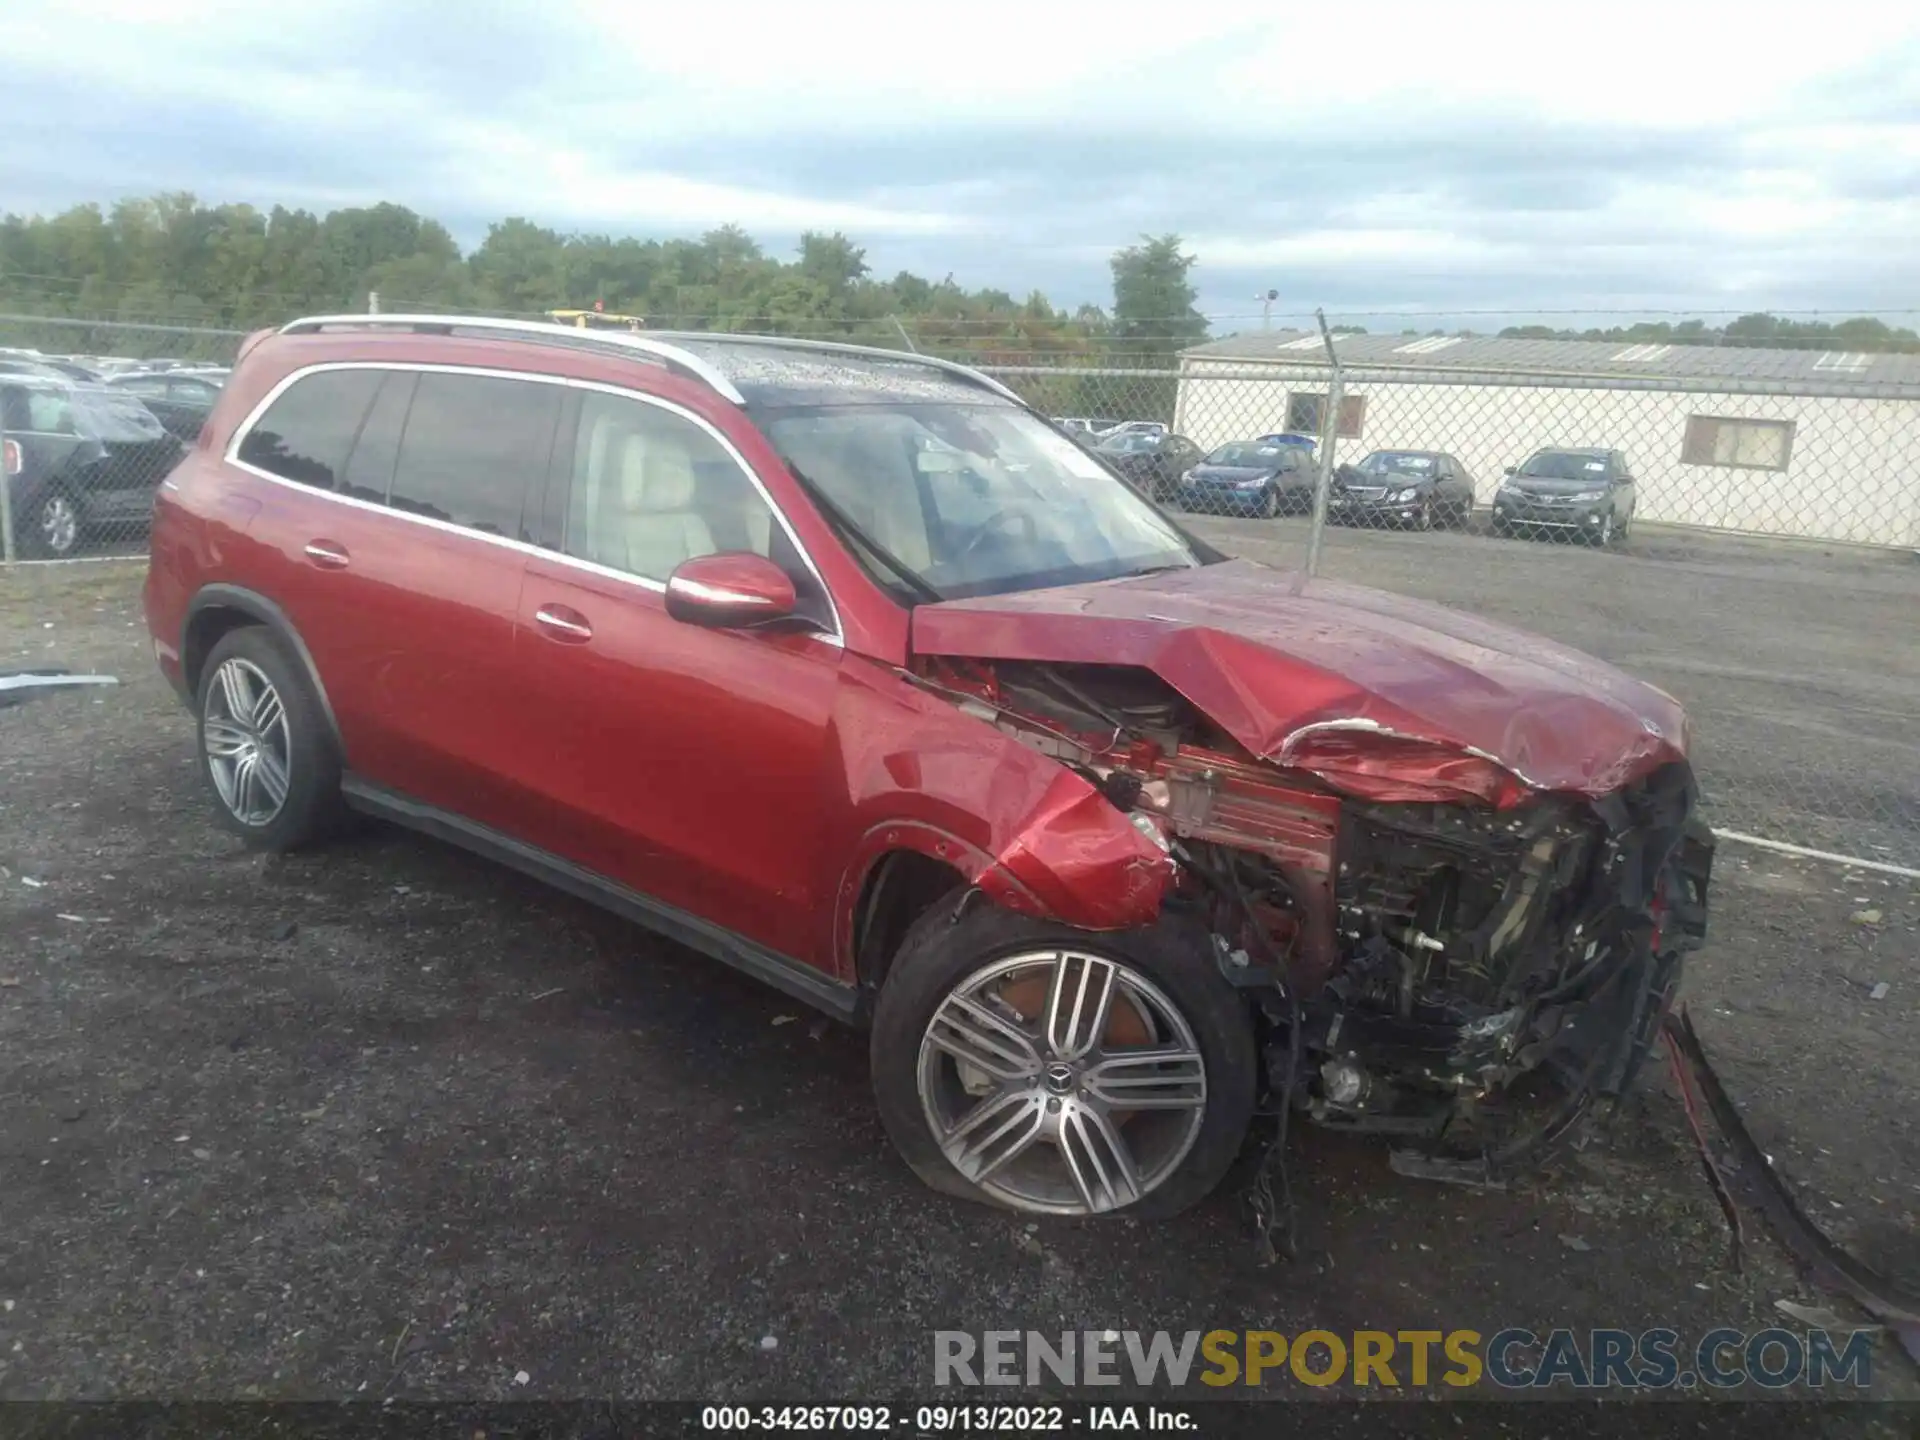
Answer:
920, 657, 1715, 1179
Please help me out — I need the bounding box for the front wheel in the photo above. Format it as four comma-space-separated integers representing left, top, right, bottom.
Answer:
870, 900, 1258, 1219
1258, 485, 1281, 519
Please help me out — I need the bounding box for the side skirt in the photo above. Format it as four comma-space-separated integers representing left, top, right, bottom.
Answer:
340, 776, 861, 1025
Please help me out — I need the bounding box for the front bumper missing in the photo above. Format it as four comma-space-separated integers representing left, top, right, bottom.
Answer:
1662, 1006, 1920, 1366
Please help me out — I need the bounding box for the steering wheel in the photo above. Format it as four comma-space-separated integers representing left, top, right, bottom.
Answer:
955, 505, 1043, 564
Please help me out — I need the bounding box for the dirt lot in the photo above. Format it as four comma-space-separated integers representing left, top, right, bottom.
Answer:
1, 535, 1916, 1420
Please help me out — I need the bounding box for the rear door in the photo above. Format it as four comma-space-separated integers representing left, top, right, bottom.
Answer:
232, 365, 561, 831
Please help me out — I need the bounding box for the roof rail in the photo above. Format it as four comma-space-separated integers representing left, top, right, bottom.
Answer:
276, 314, 746, 403
647, 331, 1026, 405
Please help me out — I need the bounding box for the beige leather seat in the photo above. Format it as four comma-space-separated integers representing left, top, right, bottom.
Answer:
604, 431, 715, 580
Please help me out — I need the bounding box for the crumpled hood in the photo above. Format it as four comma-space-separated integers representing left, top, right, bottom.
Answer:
910, 558, 1689, 797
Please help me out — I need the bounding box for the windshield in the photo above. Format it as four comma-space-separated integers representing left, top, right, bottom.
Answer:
1097, 433, 1160, 454
1519, 451, 1608, 480
1359, 451, 1436, 476
760, 403, 1202, 601
1205, 441, 1285, 468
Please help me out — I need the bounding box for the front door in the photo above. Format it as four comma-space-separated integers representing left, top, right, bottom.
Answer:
513, 386, 844, 969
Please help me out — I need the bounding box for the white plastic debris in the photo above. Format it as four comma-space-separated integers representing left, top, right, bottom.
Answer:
1870, 982, 1891, 1001
771, 1015, 797, 1026
512, 1370, 531, 1386
759, 1336, 779, 1351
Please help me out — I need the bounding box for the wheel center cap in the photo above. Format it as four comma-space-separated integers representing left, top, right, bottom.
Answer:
1043, 1061, 1077, 1094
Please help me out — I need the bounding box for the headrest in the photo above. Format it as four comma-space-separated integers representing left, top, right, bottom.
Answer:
643, 444, 696, 510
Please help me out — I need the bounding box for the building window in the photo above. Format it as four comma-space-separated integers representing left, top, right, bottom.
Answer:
1285, 392, 1366, 439
1681, 416, 1794, 472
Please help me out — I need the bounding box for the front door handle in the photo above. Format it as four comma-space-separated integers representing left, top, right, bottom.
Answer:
303, 540, 350, 570
534, 604, 593, 643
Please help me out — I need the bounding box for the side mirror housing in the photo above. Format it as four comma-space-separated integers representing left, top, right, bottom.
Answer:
664, 552, 798, 629
1503, 466, 1517, 477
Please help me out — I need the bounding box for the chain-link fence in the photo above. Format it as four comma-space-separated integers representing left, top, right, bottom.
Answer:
1, 316, 245, 561
2, 306, 1914, 870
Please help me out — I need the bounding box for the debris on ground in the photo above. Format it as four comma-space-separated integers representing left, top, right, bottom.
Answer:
1558, 1234, 1593, 1253
0, 669, 120, 708
1870, 982, 1891, 1000
770, 1015, 796, 1026
1774, 1298, 1881, 1332
1850, 909, 1883, 925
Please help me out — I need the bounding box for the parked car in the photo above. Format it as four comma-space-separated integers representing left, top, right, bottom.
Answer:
1492, 448, 1637, 545
1096, 430, 1204, 502
1099, 420, 1169, 439
2, 376, 182, 556
104, 368, 229, 443
1176, 439, 1317, 517
1330, 450, 1476, 530
144, 314, 1711, 1220
1255, 432, 1318, 450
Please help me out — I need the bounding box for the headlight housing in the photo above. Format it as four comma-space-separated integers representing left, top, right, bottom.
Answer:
1569, 488, 1607, 502
1391, 487, 1420, 502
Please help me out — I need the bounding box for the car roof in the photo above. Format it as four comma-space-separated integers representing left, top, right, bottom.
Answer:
1532, 446, 1612, 456
271, 315, 1020, 412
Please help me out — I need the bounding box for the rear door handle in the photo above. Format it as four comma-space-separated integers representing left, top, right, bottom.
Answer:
534, 604, 593, 643
303, 540, 350, 570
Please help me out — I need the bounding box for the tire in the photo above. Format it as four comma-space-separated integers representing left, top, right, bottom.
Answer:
1413, 498, 1435, 531
1596, 511, 1616, 548
1258, 485, 1280, 519
21, 489, 82, 558
194, 626, 346, 851
870, 897, 1258, 1220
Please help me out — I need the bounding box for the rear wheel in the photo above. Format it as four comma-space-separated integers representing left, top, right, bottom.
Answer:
195, 627, 346, 850
871, 900, 1257, 1219
23, 490, 81, 558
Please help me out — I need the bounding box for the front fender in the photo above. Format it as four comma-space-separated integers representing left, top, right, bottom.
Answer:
827, 692, 1177, 974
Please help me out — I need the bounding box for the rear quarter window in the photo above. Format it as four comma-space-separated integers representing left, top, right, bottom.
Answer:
236, 370, 383, 490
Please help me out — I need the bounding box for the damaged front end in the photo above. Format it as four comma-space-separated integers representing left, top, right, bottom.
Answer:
921, 657, 1714, 1178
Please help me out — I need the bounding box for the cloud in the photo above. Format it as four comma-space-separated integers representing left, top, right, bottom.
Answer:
7, 0, 1920, 323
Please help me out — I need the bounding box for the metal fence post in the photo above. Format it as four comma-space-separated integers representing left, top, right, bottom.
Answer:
1302, 308, 1344, 578
1, 416, 15, 566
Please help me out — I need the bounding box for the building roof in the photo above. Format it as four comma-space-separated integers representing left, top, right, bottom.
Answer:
1183, 330, 1920, 393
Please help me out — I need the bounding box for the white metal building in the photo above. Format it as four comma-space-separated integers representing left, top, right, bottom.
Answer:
1174, 332, 1920, 548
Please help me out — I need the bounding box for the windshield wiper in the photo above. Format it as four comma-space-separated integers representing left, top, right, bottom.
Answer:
784, 463, 944, 605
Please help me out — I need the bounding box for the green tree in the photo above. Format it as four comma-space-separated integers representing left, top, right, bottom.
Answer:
1109, 234, 1206, 358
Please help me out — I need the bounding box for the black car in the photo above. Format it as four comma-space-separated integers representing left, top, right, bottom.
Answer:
1, 378, 183, 556
1095, 430, 1203, 503
1175, 438, 1318, 517
1330, 450, 1476, 530
1491, 447, 1637, 545
103, 368, 228, 443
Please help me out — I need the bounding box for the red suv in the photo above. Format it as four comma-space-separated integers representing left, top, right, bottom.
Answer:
144, 316, 1712, 1218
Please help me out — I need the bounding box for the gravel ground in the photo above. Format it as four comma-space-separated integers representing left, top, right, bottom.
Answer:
0, 534, 1916, 1421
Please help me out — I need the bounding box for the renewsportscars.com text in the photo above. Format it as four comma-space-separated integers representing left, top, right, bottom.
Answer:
932, 1327, 1875, 1390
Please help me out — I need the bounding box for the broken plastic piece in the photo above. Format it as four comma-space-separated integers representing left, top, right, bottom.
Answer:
0, 670, 119, 708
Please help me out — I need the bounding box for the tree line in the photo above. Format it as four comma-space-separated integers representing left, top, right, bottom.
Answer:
0, 194, 1207, 369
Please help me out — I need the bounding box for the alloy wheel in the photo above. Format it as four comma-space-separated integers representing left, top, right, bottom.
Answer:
39, 495, 78, 555
202, 657, 292, 826
916, 949, 1208, 1216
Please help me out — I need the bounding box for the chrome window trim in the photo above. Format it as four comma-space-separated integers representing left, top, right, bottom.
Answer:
222, 360, 844, 648
277, 315, 747, 405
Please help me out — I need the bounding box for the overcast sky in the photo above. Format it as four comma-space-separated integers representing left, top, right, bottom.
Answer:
10, 0, 1920, 327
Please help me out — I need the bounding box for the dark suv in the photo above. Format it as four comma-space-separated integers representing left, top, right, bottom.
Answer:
143, 316, 1711, 1219
3, 376, 182, 556
1492, 447, 1637, 545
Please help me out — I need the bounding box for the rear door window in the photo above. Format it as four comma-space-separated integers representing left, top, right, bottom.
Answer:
338, 371, 414, 504
236, 370, 383, 490
388, 373, 559, 539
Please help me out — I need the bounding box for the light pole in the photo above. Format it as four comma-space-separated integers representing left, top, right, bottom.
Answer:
1257, 288, 1278, 331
